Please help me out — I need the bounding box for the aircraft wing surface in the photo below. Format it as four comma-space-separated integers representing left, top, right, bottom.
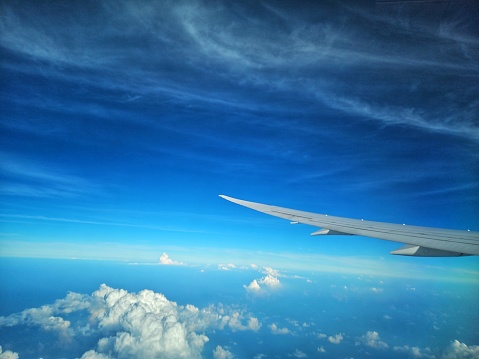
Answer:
219, 195, 479, 257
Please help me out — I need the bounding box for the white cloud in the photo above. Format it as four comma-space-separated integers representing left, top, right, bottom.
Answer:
80, 350, 110, 359
270, 323, 290, 335
243, 276, 280, 293
371, 287, 383, 293
244, 279, 261, 292
328, 333, 344, 344
247, 317, 262, 331
218, 311, 261, 333
244, 266, 281, 293
0, 346, 19, 359
318, 333, 327, 339
393, 345, 434, 358
262, 267, 280, 277
259, 274, 280, 287
443, 340, 479, 359
218, 263, 236, 271
0, 284, 262, 359
213, 345, 234, 359
0, 303, 72, 333
84, 284, 207, 358
291, 349, 307, 358
357, 331, 388, 349
318, 346, 326, 353
159, 252, 184, 265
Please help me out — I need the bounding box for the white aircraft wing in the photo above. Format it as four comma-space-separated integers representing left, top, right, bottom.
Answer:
219, 195, 479, 257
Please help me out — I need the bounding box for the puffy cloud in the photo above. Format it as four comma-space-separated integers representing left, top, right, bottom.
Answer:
318, 333, 327, 339
357, 331, 388, 349
247, 317, 262, 331
328, 333, 344, 344
443, 340, 479, 359
244, 266, 281, 293
393, 345, 434, 358
80, 284, 207, 358
159, 252, 184, 265
0, 292, 90, 334
213, 345, 234, 359
221, 311, 261, 332
291, 349, 307, 358
0, 284, 261, 359
80, 350, 110, 359
259, 275, 280, 288
244, 279, 261, 292
270, 323, 290, 335
218, 263, 236, 271
317, 346, 326, 353
0, 346, 19, 359
262, 267, 280, 277
0, 305, 71, 332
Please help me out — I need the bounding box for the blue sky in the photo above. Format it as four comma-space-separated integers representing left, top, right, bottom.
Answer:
0, 0, 479, 357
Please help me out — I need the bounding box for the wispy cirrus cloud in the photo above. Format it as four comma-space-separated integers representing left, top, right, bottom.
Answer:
1, 1, 477, 141
0, 153, 102, 198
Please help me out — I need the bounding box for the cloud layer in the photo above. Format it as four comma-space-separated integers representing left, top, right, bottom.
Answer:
0, 284, 261, 358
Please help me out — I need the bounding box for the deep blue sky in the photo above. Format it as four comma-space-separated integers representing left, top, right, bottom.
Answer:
1, 1, 479, 358
0, 1, 479, 267
1, 0, 478, 279
1, 1, 479, 276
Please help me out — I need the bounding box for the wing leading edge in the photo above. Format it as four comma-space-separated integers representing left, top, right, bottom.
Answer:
219, 195, 479, 257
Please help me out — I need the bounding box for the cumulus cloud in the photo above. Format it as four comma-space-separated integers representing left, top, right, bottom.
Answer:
393, 345, 434, 358
356, 331, 388, 349
244, 279, 261, 292
159, 252, 184, 265
328, 333, 344, 344
0, 346, 19, 359
244, 267, 281, 293
218, 263, 236, 271
213, 345, 234, 359
262, 267, 280, 277
317, 346, 326, 353
291, 349, 307, 358
247, 317, 262, 331
0, 284, 261, 359
443, 340, 479, 359
270, 323, 290, 335
80, 350, 110, 359
259, 274, 280, 287
222, 311, 261, 332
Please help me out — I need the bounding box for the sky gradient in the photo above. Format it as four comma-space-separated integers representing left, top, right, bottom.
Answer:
0, 1, 478, 357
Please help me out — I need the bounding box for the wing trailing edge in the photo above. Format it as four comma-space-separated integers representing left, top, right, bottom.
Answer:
219, 195, 479, 257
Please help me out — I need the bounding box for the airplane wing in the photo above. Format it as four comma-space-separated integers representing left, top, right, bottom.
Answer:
219, 195, 479, 257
